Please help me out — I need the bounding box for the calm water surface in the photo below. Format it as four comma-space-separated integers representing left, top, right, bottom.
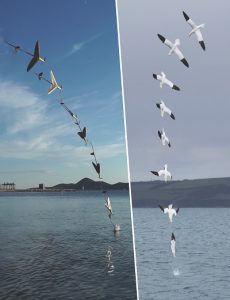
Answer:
134, 208, 230, 300
0, 191, 137, 300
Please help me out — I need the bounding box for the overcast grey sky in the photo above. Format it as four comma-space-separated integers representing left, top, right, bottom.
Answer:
117, 0, 230, 182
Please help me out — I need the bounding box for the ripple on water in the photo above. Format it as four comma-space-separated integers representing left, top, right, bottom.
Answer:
134, 208, 230, 300
0, 193, 137, 300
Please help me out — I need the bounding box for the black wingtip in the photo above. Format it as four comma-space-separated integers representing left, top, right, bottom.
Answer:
158, 130, 162, 139
151, 171, 159, 176
181, 58, 189, 68
156, 103, 160, 109
199, 41, 206, 51
170, 113, 175, 120
168, 142, 171, 148
172, 85, 180, 91
171, 233, 176, 240
176, 208, 180, 214
157, 34, 165, 43
152, 73, 157, 80
158, 205, 164, 212
92, 162, 100, 175
183, 11, 189, 21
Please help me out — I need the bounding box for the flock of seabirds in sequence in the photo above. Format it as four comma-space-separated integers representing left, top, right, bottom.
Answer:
151, 11, 205, 260
5, 35, 120, 274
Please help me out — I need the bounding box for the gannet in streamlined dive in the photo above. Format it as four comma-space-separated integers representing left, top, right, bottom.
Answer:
92, 162, 102, 179
152, 72, 180, 91
151, 164, 172, 182
158, 128, 171, 147
171, 233, 176, 257
60, 101, 78, 121
90, 142, 100, 163
35, 72, 53, 85
90, 143, 96, 157
183, 11, 205, 51
48, 70, 62, 94
25, 41, 46, 72
105, 196, 113, 219
157, 34, 189, 68
158, 204, 179, 222
156, 100, 175, 120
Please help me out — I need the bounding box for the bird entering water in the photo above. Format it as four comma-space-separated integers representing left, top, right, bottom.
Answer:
158, 204, 179, 222
171, 233, 176, 257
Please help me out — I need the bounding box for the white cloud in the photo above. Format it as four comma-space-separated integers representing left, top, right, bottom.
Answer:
0, 80, 50, 134
0, 81, 38, 108
0, 79, 75, 135
0, 79, 126, 174
66, 34, 101, 57
0, 135, 125, 161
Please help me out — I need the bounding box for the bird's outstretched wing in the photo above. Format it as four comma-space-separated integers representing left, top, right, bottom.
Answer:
26, 41, 40, 72
157, 34, 173, 48
158, 205, 165, 212
151, 171, 159, 176
183, 11, 196, 28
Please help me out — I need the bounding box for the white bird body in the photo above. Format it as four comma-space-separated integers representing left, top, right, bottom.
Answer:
158, 128, 171, 147
189, 24, 205, 36
161, 130, 169, 146
152, 164, 172, 182
171, 233, 176, 257
153, 72, 180, 91
159, 204, 179, 222
183, 11, 206, 50
48, 70, 62, 94
159, 72, 166, 88
156, 100, 175, 120
168, 39, 180, 55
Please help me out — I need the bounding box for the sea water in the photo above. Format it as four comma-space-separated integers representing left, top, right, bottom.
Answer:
0, 191, 137, 300
134, 208, 230, 300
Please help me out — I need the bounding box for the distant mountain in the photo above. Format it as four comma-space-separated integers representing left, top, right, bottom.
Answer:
132, 177, 230, 207
51, 177, 128, 190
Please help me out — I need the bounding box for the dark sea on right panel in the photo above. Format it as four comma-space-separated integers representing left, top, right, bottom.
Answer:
134, 208, 230, 300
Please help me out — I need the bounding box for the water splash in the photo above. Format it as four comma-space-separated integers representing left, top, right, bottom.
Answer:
105, 246, 115, 275
173, 268, 180, 276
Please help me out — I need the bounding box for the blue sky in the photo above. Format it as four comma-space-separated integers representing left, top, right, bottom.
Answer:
0, 0, 128, 188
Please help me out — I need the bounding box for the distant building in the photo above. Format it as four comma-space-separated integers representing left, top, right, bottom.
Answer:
39, 183, 45, 190
0, 183, 16, 190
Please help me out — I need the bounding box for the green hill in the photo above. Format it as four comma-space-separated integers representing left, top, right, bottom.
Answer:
132, 177, 230, 207
51, 177, 128, 191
